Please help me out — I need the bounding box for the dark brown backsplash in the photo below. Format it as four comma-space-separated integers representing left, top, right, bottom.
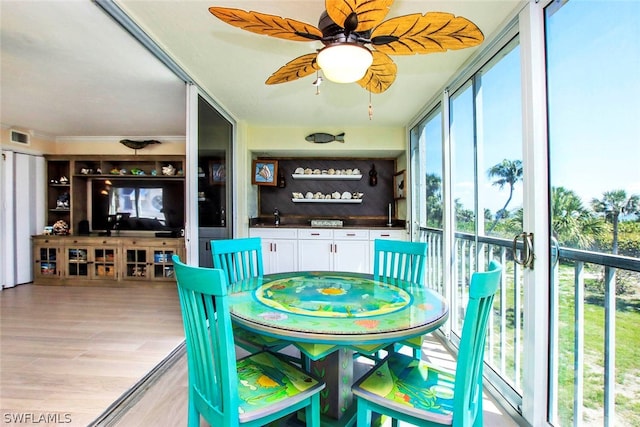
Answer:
257, 158, 396, 220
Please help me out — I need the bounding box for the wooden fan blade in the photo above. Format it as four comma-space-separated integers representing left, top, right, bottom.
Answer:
265, 53, 320, 85
371, 12, 484, 55
357, 51, 397, 94
325, 0, 394, 32
209, 7, 322, 42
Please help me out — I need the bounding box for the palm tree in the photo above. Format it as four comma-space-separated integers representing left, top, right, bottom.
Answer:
591, 190, 640, 254
487, 159, 523, 233
552, 187, 605, 249
425, 173, 443, 228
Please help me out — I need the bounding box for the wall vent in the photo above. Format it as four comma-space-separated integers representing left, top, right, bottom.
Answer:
10, 129, 30, 145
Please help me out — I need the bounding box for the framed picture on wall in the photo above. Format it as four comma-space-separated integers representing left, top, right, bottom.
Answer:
209, 161, 226, 185
252, 160, 278, 186
393, 170, 406, 199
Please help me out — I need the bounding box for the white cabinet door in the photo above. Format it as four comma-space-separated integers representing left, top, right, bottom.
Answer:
250, 228, 298, 274
297, 229, 333, 271
259, 239, 276, 273
333, 240, 369, 273
298, 239, 333, 271
266, 238, 298, 274
333, 229, 370, 273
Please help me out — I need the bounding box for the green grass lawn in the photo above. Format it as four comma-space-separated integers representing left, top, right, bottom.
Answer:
487, 262, 639, 426
551, 265, 639, 426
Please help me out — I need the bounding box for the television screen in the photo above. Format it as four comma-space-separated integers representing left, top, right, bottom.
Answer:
90, 179, 184, 232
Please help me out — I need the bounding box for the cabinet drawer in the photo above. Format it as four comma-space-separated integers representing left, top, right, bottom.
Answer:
333, 229, 368, 240
369, 229, 407, 241
250, 228, 298, 239
298, 228, 333, 239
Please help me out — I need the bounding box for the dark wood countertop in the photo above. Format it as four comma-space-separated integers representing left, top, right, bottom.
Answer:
249, 217, 406, 230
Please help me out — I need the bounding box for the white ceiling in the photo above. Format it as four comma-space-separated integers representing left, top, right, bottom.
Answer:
0, 1, 522, 139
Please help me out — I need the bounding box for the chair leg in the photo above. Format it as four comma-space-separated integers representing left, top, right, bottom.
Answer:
473, 390, 484, 427
306, 394, 321, 427
187, 394, 199, 427
413, 346, 420, 360
357, 399, 372, 426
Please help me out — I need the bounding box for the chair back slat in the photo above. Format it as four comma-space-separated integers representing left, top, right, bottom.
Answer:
453, 260, 502, 425
172, 255, 238, 426
373, 239, 428, 285
211, 238, 264, 284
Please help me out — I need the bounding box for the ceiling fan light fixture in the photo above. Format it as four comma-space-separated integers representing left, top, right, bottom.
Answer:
317, 44, 372, 83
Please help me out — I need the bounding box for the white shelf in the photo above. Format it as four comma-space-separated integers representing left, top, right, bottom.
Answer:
292, 198, 363, 204
291, 174, 362, 180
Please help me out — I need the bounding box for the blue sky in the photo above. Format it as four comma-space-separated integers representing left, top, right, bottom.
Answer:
547, 0, 640, 207
424, 0, 639, 216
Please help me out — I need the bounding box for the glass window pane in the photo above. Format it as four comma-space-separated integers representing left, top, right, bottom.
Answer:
546, 1, 640, 425
477, 39, 523, 238
450, 82, 476, 235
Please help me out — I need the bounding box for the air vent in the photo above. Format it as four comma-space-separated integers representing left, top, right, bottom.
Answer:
10, 129, 30, 145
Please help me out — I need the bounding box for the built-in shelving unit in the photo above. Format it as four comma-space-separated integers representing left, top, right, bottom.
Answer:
32, 235, 185, 286
257, 158, 395, 219
44, 155, 185, 234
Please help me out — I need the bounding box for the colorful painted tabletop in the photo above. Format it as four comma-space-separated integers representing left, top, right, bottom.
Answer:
228, 271, 448, 357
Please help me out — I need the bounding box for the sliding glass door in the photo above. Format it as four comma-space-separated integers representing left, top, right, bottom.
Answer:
545, 1, 640, 425
186, 86, 234, 267
448, 36, 526, 409
411, 2, 640, 426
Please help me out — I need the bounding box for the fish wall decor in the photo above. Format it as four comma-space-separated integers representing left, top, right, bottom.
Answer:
305, 132, 345, 144
119, 139, 161, 151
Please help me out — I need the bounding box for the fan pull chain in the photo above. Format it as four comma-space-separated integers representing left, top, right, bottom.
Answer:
368, 90, 373, 120
312, 70, 322, 95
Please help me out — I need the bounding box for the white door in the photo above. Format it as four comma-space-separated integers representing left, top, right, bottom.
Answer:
1, 151, 45, 287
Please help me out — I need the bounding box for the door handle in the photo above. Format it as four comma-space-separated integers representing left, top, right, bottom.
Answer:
513, 232, 535, 269
551, 236, 560, 268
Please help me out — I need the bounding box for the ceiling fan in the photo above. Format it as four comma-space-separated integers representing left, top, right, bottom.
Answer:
209, 0, 484, 93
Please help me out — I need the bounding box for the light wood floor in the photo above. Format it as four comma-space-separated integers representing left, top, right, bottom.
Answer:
1, 284, 521, 427
0, 284, 184, 427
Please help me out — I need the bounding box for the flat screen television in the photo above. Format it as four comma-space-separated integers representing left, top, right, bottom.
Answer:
90, 179, 185, 233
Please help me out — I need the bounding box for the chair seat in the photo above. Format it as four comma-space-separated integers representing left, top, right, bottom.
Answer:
352, 352, 456, 425
237, 351, 324, 423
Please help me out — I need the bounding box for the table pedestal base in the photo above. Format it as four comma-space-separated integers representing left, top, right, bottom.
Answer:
309, 348, 354, 420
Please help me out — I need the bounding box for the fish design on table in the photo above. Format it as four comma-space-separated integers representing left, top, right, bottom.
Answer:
305, 132, 345, 144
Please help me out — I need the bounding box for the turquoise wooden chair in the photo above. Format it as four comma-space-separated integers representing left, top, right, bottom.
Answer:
373, 239, 428, 358
211, 237, 264, 284
352, 261, 503, 427
373, 239, 428, 286
211, 237, 292, 355
172, 255, 325, 427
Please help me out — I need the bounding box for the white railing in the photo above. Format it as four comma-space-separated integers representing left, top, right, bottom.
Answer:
420, 227, 640, 427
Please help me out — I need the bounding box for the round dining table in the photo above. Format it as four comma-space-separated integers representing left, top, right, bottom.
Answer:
227, 270, 449, 425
